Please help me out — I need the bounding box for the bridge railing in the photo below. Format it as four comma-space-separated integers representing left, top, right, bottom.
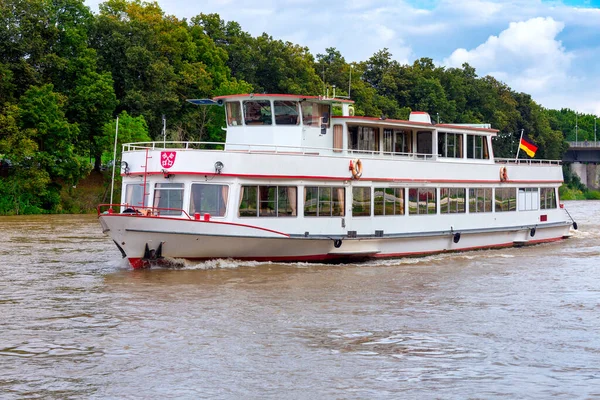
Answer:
567, 141, 600, 148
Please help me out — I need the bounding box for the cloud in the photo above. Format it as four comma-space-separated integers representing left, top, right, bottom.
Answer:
443, 17, 585, 109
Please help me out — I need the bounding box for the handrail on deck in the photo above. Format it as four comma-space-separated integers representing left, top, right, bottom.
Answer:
122, 141, 436, 160
495, 158, 562, 166
98, 203, 193, 219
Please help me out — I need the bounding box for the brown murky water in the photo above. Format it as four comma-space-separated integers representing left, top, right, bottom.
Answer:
1, 201, 599, 399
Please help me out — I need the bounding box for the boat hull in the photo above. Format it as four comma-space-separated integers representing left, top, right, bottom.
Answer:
99, 214, 572, 268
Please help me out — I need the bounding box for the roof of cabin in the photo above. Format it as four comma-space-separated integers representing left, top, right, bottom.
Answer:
213, 93, 355, 104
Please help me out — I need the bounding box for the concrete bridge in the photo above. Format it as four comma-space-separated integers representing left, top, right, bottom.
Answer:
564, 141, 600, 189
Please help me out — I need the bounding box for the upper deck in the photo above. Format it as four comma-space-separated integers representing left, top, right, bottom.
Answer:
186, 93, 502, 164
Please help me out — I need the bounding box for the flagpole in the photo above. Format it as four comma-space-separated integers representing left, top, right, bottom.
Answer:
109, 116, 119, 210
515, 128, 524, 160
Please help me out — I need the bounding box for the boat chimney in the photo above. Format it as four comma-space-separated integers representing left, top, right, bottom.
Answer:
409, 111, 432, 124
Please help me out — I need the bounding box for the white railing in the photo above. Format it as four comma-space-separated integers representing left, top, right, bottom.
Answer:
122, 141, 436, 160
495, 158, 562, 165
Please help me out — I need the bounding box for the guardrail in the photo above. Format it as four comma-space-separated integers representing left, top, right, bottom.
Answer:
97, 204, 193, 219
122, 141, 436, 160
495, 158, 562, 165
567, 141, 600, 148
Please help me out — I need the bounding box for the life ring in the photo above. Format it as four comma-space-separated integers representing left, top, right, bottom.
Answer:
350, 159, 363, 179
499, 166, 508, 182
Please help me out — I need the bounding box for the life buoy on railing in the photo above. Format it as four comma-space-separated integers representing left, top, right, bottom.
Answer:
349, 159, 363, 179
499, 166, 508, 182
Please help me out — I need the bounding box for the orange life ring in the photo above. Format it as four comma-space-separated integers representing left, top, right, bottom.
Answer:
350, 159, 363, 179
499, 166, 508, 182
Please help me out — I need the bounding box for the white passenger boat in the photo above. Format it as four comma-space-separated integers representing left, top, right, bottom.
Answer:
98, 93, 574, 268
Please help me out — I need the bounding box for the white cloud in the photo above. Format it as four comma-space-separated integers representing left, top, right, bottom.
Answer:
443, 17, 584, 110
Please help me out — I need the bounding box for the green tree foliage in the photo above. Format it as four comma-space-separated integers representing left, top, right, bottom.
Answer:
99, 110, 150, 163
1, 2, 597, 214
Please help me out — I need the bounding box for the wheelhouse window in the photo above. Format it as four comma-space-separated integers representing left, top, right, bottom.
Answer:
301, 101, 330, 127
408, 188, 436, 215
225, 101, 242, 126
440, 188, 466, 213
304, 186, 345, 217
124, 183, 148, 208
540, 187, 557, 209
239, 185, 297, 217
374, 187, 404, 216
243, 100, 272, 125
467, 135, 489, 159
438, 132, 463, 158
348, 125, 379, 153
153, 183, 184, 215
495, 187, 516, 212
352, 187, 371, 216
416, 131, 432, 156
190, 184, 229, 217
383, 129, 411, 154
469, 188, 493, 213
518, 188, 539, 211
274, 101, 299, 125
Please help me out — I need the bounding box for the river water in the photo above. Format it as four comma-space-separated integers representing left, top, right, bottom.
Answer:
0, 201, 598, 399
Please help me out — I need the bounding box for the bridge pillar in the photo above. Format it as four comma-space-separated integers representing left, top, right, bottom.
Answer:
571, 162, 588, 187
586, 164, 600, 190
571, 162, 600, 189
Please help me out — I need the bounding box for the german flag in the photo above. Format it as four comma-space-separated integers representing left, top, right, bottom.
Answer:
520, 134, 538, 157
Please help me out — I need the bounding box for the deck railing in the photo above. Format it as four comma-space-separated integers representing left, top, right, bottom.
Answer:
495, 158, 562, 165
122, 141, 436, 160
122, 141, 562, 165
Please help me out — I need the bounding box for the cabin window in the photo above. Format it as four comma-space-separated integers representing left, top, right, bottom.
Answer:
438, 132, 463, 158
416, 131, 432, 156
374, 187, 404, 216
153, 183, 184, 215
495, 187, 517, 212
238, 185, 297, 217
469, 188, 493, 213
408, 188, 436, 215
383, 129, 411, 154
352, 187, 371, 216
304, 186, 345, 217
225, 101, 242, 126
243, 100, 272, 125
518, 188, 539, 211
540, 187, 557, 209
274, 101, 300, 125
467, 135, 489, 159
124, 183, 148, 208
301, 101, 330, 127
440, 188, 466, 213
189, 184, 229, 217
348, 125, 379, 153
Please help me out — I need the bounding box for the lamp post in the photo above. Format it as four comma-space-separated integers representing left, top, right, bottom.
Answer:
595, 117, 597, 143
575, 113, 578, 145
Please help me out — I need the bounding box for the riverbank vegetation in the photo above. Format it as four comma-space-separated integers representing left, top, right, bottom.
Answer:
1, 0, 598, 215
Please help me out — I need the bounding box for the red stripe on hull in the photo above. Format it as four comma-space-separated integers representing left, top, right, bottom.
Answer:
126, 236, 567, 269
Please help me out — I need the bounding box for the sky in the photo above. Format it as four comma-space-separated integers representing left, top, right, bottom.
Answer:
84, 0, 600, 116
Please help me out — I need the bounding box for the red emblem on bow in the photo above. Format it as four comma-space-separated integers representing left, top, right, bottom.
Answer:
160, 151, 176, 168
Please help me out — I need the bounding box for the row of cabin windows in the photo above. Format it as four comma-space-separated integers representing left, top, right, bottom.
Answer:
225, 100, 330, 127
346, 126, 490, 159
125, 184, 557, 217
